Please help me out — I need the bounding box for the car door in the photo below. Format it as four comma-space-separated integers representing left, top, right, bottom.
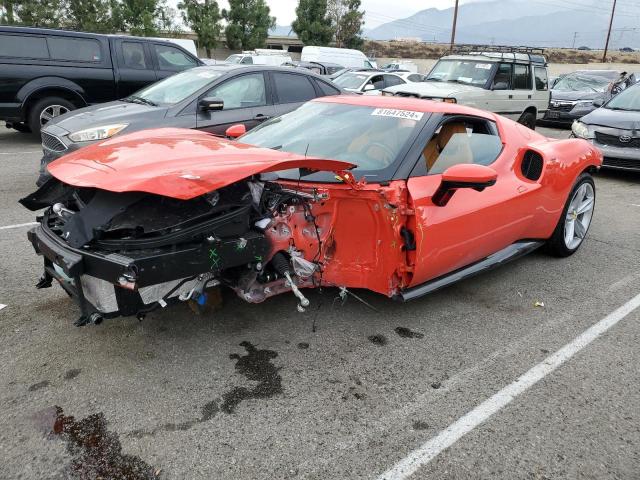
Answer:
114, 40, 157, 98
511, 63, 534, 114
404, 114, 536, 286
195, 72, 271, 135
271, 71, 321, 116
151, 43, 199, 80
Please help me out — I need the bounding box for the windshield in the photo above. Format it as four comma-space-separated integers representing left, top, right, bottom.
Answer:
225, 55, 243, 64
129, 69, 223, 106
605, 83, 640, 111
553, 74, 612, 92
427, 59, 494, 86
333, 72, 368, 89
240, 101, 425, 178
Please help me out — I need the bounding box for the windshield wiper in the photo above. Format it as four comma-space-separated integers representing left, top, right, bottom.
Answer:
124, 95, 158, 107
426, 77, 442, 82
268, 145, 283, 150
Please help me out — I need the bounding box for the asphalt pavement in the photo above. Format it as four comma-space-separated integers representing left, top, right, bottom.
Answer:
0, 123, 639, 480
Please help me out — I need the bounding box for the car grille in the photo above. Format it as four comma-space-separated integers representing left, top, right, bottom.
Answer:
595, 132, 640, 148
603, 157, 640, 170
548, 102, 575, 112
41, 132, 67, 153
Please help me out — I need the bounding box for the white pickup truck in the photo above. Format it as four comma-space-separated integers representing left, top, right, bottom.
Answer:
382, 48, 550, 130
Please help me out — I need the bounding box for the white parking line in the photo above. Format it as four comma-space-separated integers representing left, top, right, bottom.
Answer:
0, 151, 41, 154
0, 222, 38, 230
377, 292, 640, 480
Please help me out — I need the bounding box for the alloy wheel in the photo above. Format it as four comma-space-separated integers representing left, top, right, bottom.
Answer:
40, 105, 70, 126
564, 182, 595, 250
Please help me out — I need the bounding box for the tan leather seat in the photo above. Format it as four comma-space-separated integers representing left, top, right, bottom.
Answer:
423, 122, 473, 172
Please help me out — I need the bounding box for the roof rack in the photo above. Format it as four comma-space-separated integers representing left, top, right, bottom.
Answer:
450, 44, 547, 65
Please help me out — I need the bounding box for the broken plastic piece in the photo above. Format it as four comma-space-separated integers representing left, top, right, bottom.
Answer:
534, 301, 545, 307
254, 218, 271, 230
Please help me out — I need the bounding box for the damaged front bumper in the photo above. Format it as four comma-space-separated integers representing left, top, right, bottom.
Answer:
27, 220, 268, 325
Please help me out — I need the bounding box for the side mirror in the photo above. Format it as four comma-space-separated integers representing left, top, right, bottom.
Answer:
492, 81, 509, 91
225, 124, 246, 138
592, 97, 604, 108
199, 97, 224, 111
363, 84, 375, 92
432, 164, 498, 206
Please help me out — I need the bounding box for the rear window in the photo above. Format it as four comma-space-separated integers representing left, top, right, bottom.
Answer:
316, 80, 341, 96
0, 34, 49, 59
534, 67, 548, 90
47, 37, 102, 62
273, 73, 317, 103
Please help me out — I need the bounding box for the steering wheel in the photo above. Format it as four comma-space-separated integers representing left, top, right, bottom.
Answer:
364, 142, 395, 167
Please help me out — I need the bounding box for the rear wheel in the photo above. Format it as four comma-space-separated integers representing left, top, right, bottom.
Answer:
27, 97, 75, 136
545, 173, 595, 257
518, 111, 536, 130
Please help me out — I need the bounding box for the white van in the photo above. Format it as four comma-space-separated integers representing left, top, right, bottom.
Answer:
301, 46, 374, 69
225, 50, 292, 66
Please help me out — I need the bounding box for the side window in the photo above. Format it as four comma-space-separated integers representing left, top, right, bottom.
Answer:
315, 80, 341, 96
241, 56, 253, 64
419, 117, 503, 175
47, 37, 102, 62
272, 73, 317, 103
122, 42, 147, 69
534, 67, 548, 90
513, 64, 532, 90
368, 75, 385, 90
154, 44, 197, 71
206, 73, 266, 109
0, 34, 49, 59
384, 75, 405, 88
493, 63, 512, 89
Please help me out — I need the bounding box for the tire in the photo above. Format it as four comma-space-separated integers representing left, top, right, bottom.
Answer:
12, 122, 32, 133
545, 172, 596, 257
518, 111, 536, 130
27, 97, 75, 136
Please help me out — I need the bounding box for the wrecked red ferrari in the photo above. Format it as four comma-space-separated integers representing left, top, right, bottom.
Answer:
21, 96, 602, 325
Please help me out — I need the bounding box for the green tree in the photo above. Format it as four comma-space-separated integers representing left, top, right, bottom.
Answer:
178, 0, 221, 57
116, 0, 178, 36
223, 0, 275, 50
1, 0, 16, 24
13, 0, 64, 27
291, 0, 333, 46
328, 0, 364, 49
65, 0, 118, 33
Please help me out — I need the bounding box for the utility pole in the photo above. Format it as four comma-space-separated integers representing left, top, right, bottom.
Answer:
602, 0, 616, 62
449, 0, 459, 52
572, 31, 578, 49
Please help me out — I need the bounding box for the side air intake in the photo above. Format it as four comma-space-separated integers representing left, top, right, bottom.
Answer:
521, 150, 544, 180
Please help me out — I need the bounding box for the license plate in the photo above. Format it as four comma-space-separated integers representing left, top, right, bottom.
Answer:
547, 111, 560, 119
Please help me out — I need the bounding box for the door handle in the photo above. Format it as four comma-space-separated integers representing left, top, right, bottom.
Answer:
254, 114, 271, 121
508, 94, 513, 99
528, 94, 532, 99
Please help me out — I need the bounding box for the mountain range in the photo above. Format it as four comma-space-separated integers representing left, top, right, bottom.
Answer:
363, 0, 640, 49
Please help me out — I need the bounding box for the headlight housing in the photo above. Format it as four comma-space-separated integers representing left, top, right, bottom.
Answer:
571, 121, 591, 139
68, 124, 128, 143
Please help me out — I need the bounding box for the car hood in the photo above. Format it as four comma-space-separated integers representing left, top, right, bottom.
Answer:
48, 128, 355, 200
48, 101, 168, 134
581, 107, 640, 130
384, 80, 481, 96
550, 90, 603, 101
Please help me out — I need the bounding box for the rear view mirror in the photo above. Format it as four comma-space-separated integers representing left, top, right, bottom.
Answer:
592, 98, 604, 108
492, 82, 509, 90
433, 164, 497, 206
363, 84, 375, 92
199, 97, 224, 111
225, 124, 246, 138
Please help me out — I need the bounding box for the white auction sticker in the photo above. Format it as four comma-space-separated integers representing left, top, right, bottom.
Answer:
475, 63, 492, 70
371, 108, 424, 121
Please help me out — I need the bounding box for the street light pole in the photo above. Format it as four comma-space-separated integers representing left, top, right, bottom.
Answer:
450, 0, 459, 52
602, 0, 617, 62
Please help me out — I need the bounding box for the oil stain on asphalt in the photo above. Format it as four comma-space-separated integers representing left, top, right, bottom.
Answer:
368, 334, 387, 346
39, 406, 159, 479
395, 327, 425, 339
129, 341, 282, 438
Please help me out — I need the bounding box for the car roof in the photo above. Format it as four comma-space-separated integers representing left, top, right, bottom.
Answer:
188, 64, 337, 82
311, 94, 495, 119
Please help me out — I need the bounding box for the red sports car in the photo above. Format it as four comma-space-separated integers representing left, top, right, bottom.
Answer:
21, 96, 602, 325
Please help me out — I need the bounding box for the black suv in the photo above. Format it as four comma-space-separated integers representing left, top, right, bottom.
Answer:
0, 26, 202, 135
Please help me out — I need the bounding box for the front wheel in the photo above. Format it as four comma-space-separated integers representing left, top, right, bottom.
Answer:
518, 111, 536, 130
28, 97, 75, 136
545, 172, 596, 257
